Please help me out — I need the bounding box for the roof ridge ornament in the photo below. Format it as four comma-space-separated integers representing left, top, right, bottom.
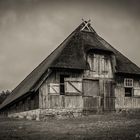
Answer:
81, 19, 92, 32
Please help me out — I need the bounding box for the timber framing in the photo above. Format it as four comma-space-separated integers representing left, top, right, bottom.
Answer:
1, 20, 140, 119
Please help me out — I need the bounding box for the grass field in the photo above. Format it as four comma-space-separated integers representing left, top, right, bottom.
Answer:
0, 113, 140, 140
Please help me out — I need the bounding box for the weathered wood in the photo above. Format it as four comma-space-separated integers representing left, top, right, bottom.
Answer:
83, 79, 99, 96
65, 96, 83, 108
83, 96, 100, 110
115, 77, 140, 109
39, 81, 49, 109
49, 95, 64, 109
85, 53, 113, 78
49, 95, 83, 109
48, 83, 60, 94
39, 70, 83, 110
104, 80, 115, 111
65, 78, 82, 95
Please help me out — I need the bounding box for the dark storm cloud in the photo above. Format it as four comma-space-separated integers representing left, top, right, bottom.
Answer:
0, 0, 140, 91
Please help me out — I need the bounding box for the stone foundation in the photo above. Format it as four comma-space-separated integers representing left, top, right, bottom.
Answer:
8, 108, 140, 120
8, 109, 40, 120
40, 108, 83, 120
8, 108, 83, 121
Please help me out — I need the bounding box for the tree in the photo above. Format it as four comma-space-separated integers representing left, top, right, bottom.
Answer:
0, 90, 11, 104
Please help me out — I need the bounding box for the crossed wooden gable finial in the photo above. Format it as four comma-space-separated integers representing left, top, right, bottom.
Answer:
81, 19, 92, 31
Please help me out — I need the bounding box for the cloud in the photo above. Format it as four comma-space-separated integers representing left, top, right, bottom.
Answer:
0, 0, 140, 91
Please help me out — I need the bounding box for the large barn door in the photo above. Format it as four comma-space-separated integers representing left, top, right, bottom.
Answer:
103, 81, 115, 111
83, 80, 100, 112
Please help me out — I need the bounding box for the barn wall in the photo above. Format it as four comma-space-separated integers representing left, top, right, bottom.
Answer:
38, 52, 115, 114
83, 52, 115, 112
115, 76, 140, 110
85, 53, 113, 79
82, 52, 115, 112
39, 70, 84, 112
39, 81, 49, 109
82, 78, 115, 112
3, 91, 39, 116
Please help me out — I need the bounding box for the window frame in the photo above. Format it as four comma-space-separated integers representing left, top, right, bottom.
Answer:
124, 78, 133, 88
124, 78, 134, 97
60, 75, 69, 95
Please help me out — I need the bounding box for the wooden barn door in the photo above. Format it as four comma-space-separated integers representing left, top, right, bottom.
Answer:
103, 81, 115, 111
83, 80, 100, 112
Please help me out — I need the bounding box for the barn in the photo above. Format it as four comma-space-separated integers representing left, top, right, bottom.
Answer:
0, 20, 140, 120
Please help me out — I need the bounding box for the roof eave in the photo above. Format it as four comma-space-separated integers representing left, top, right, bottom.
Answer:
115, 71, 140, 77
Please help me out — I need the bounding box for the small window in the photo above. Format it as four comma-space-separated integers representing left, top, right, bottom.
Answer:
124, 78, 133, 97
125, 88, 133, 97
124, 78, 133, 87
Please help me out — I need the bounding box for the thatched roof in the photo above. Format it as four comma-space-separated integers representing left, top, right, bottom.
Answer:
1, 21, 140, 110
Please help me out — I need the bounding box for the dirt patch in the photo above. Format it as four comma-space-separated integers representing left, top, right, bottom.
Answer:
0, 114, 140, 140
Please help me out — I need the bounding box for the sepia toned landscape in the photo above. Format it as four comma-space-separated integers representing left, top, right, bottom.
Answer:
0, 0, 140, 140
0, 113, 140, 140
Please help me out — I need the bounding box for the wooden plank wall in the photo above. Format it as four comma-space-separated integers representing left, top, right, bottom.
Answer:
65, 78, 82, 95
65, 96, 83, 108
85, 53, 113, 79
39, 81, 49, 109
82, 79, 101, 111
83, 96, 100, 110
82, 79, 115, 111
49, 95, 64, 108
104, 80, 115, 111
83, 79, 99, 97
39, 70, 84, 110
5, 92, 39, 114
115, 77, 140, 109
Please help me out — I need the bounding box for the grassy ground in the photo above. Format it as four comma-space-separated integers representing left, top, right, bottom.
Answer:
0, 114, 140, 140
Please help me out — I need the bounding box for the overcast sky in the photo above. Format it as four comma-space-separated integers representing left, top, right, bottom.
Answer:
0, 0, 140, 91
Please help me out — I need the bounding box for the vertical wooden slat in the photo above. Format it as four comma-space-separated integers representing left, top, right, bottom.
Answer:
83, 80, 99, 96
104, 80, 115, 111
85, 53, 113, 78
